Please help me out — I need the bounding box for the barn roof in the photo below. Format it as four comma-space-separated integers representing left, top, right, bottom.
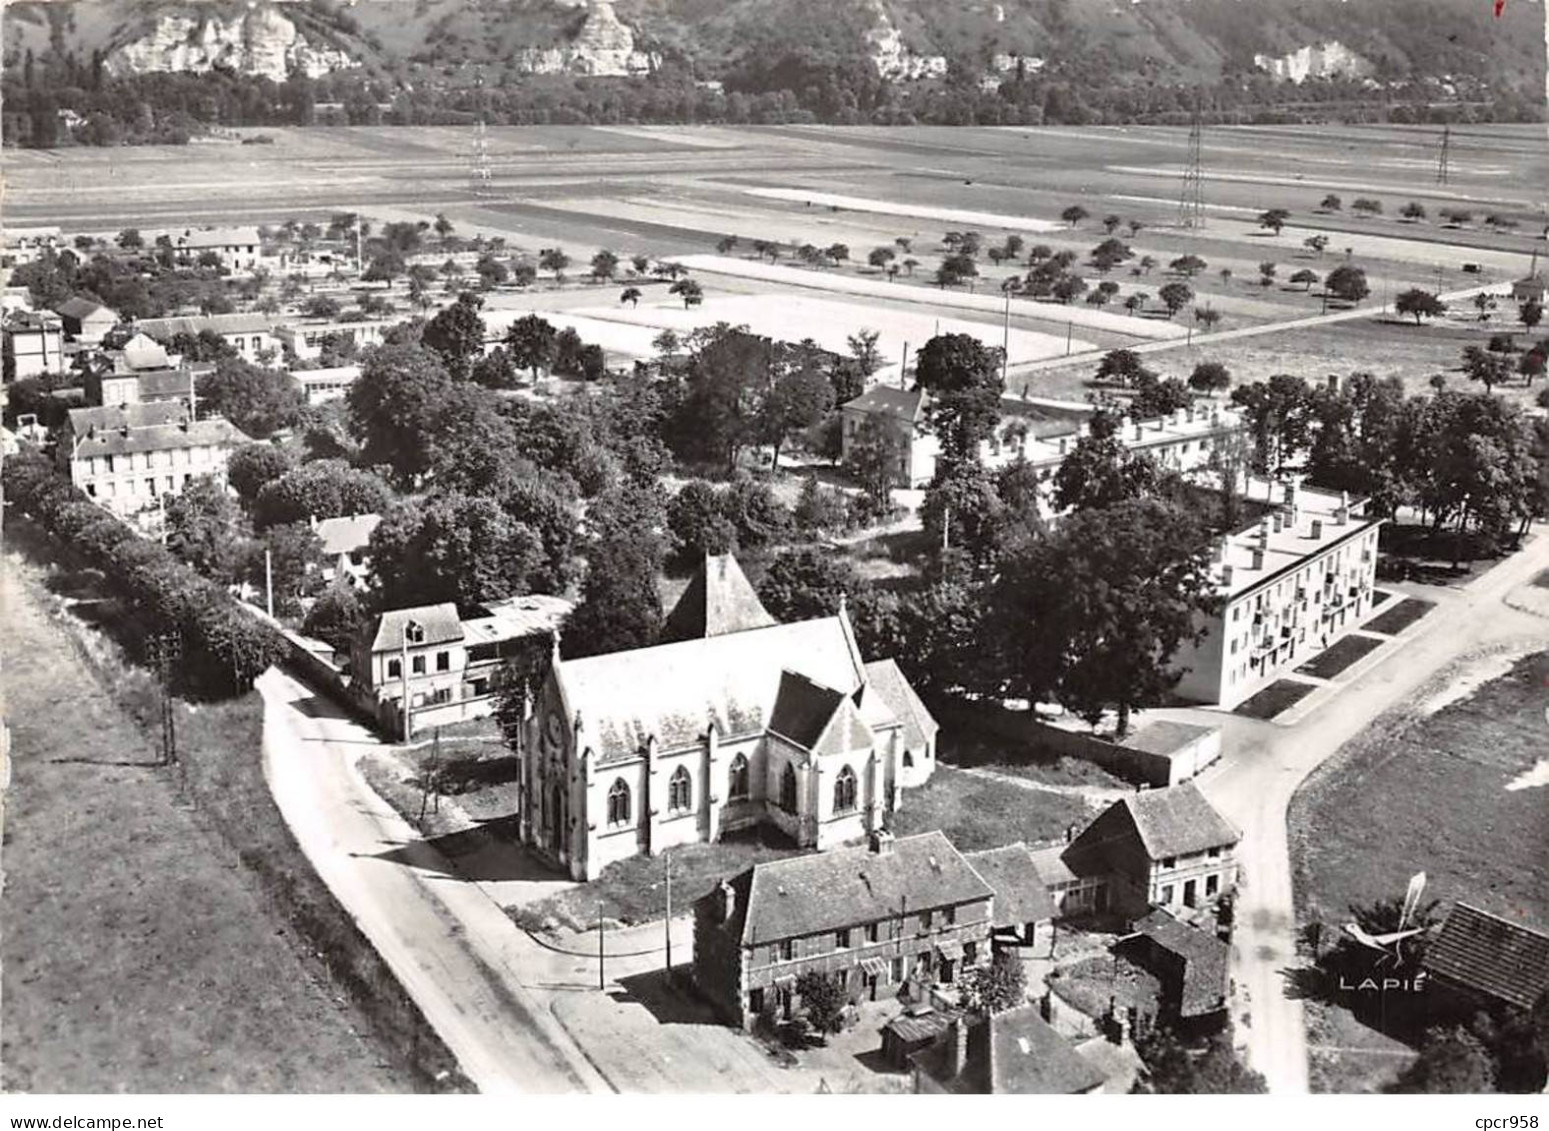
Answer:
964, 844, 1057, 929
1421, 903, 1549, 1012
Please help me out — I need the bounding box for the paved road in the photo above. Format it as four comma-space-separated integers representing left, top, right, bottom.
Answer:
1191, 528, 1549, 1093
257, 669, 610, 1095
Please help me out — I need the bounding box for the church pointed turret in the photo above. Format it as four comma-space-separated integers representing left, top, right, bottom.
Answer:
660, 553, 777, 642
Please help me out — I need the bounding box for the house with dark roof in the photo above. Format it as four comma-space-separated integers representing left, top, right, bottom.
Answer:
55, 297, 120, 344
692, 830, 994, 1028
1061, 782, 1240, 917
56, 401, 250, 520
135, 313, 276, 365
964, 843, 1057, 947
1122, 908, 1231, 1022
1420, 903, 1549, 1015
170, 226, 266, 274
911, 1003, 1107, 1094
351, 596, 570, 739
520, 554, 939, 881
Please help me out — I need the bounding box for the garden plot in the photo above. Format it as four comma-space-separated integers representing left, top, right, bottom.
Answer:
740, 188, 1064, 232
571, 291, 1088, 365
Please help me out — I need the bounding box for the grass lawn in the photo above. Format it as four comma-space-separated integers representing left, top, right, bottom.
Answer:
1377, 524, 1509, 587
1305, 999, 1417, 1094
1047, 954, 1161, 1023
510, 830, 806, 931
1362, 597, 1437, 636
938, 731, 1131, 790
1295, 633, 1386, 680
0, 543, 418, 1092
1290, 650, 1549, 1091
889, 764, 1094, 851
1232, 678, 1318, 720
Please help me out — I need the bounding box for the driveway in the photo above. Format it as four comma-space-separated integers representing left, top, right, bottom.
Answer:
1188, 529, 1549, 1093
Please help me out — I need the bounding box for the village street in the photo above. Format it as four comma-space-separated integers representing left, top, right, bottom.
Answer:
1188, 527, 1549, 1094
258, 670, 842, 1094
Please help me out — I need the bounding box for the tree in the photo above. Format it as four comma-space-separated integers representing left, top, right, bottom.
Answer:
302, 582, 364, 653
346, 344, 457, 487
1124, 292, 1148, 316
1060, 204, 1089, 228
758, 547, 866, 623
1195, 308, 1222, 332
1396, 288, 1447, 325
362, 249, 405, 286
1188, 361, 1232, 395
433, 213, 454, 245
562, 484, 666, 659
1325, 265, 1371, 304
914, 333, 1005, 469
369, 494, 545, 611
996, 497, 1213, 737
589, 249, 619, 282
1390, 1027, 1496, 1093
470, 346, 517, 389
1352, 197, 1383, 217
1052, 422, 1161, 512
227, 442, 297, 505
848, 329, 883, 378
1401, 201, 1428, 223
1463, 346, 1512, 393
505, 314, 558, 382
538, 247, 571, 281
252, 520, 326, 617
196, 358, 305, 439
620, 286, 642, 308
631, 254, 651, 274
958, 949, 1027, 1015
668, 480, 737, 561
715, 235, 739, 255
1319, 194, 1343, 212
1134, 1029, 1268, 1093
825, 243, 849, 266
1095, 349, 1153, 387
421, 292, 486, 380
164, 472, 249, 583
845, 413, 897, 510
302, 294, 343, 320
1303, 234, 1330, 256
1158, 282, 1193, 319
794, 970, 846, 1035
1258, 208, 1291, 235
474, 253, 509, 288
117, 228, 143, 250
1290, 268, 1320, 291
760, 365, 834, 468
1231, 374, 1315, 473
1519, 299, 1542, 329
935, 253, 978, 289
253, 458, 393, 530
670, 278, 704, 309
1170, 255, 1207, 277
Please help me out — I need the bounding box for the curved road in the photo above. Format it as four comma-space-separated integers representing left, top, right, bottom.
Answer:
1192, 527, 1549, 1093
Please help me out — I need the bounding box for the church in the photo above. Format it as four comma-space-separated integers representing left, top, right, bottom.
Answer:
518, 555, 940, 881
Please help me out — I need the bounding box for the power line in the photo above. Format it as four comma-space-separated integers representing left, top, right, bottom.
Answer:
1436, 125, 1451, 186
1178, 94, 1205, 230
469, 66, 492, 194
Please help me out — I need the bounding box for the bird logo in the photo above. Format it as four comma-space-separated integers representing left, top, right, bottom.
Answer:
1343, 872, 1432, 967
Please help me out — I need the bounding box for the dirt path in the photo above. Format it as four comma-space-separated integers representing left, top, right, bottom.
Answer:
1192, 528, 1549, 1093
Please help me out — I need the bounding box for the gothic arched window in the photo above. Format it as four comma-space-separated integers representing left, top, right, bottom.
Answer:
607, 778, 631, 826
668, 765, 693, 813
833, 765, 858, 813
728, 753, 750, 802
780, 763, 798, 812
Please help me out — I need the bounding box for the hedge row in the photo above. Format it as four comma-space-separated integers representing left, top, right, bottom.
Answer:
5, 449, 285, 699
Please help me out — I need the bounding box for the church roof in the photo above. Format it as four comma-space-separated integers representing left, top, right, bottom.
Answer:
768, 670, 847, 747
660, 553, 776, 641
861, 658, 939, 750
556, 613, 874, 764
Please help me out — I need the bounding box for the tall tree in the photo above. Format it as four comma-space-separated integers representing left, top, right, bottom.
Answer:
368, 493, 546, 611
196, 358, 305, 439
759, 364, 834, 468
421, 291, 487, 380
913, 333, 1005, 469
562, 484, 667, 658
164, 472, 250, 584
504, 314, 558, 382
346, 344, 458, 487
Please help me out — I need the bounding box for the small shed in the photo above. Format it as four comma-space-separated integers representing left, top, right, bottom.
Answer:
882, 1005, 961, 1069
1125, 908, 1230, 1022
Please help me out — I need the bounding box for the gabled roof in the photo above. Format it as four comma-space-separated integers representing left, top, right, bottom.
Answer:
366, 603, 464, 653
809, 693, 876, 758
69, 401, 188, 432
912, 1004, 1106, 1094
843, 384, 925, 422
178, 226, 262, 249
1120, 782, 1239, 860
1130, 907, 1231, 1018
56, 297, 116, 322
964, 844, 1056, 929
735, 830, 991, 947
767, 670, 847, 748
120, 333, 171, 371
1421, 903, 1549, 1011
660, 552, 776, 642
555, 613, 869, 764
313, 513, 382, 557
861, 658, 938, 750
137, 313, 273, 339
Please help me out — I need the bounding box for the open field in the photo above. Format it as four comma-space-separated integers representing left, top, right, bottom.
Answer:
0, 537, 407, 1093
8, 123, 1544, 377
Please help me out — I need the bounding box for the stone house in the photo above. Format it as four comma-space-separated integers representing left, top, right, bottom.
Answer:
692, 830, 993, 1029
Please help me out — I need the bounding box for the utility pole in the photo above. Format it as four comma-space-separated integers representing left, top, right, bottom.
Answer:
664, 848, 673, 984
1065, 321, 1073, 356
1436, 124, 1451, 186
401, 617, 422, 742
899, 341, 909, 389
1001, 288, 1011, 385
598, 903, 606, 990
148, 631, 181, 766
264, 547, 274, 619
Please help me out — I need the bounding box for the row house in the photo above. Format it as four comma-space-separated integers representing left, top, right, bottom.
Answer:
3, 225, 62, 267
1173, 477, 1383, 708
2, 310, 66, 380
840, 384, 1244, 492
57, 402, 250, 519
350, 594, 573, 738
518, 556, 939, 881
135, 313, 277, 365
693, 830, 995, 1029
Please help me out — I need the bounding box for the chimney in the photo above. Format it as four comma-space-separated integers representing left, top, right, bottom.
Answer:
1272, 513, 1283, 533
1222, 564, 1235, 587
869, 829, 895, 856
948, 1017, 970, 1079
1326, 373, 1340, 394
1064, 822, 1077, 844
1251, 548, 1265, 570
720, 880, 737, 923
1311, 518, 1324, 539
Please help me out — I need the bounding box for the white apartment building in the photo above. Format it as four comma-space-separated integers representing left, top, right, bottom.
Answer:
291, 365, 360, 406
841, 386, 1245, 492
274, 318, 396, 362
58, 402, 250, 519
173, 226, 266, 274
1173, 478, 1383, 708
2, 310, 66, 379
